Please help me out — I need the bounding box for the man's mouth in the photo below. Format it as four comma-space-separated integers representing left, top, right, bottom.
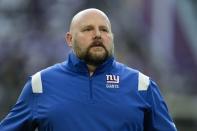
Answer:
90, 41, 104, 48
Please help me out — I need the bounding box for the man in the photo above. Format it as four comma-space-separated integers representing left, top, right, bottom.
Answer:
0, 8, 177, 131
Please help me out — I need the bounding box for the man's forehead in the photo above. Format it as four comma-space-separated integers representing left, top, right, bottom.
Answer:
78, 18, 110, 28
70, 8, 111, 31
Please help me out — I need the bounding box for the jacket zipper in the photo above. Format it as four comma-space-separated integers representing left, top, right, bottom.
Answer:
89, 76, 93, 100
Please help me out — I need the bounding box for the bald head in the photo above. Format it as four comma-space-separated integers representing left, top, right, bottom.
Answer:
65, 8, 114, 68
69, 8, 112, 33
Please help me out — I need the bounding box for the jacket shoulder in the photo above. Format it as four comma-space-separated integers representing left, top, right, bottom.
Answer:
31, 63, 64, 93
114, 61, 150, 91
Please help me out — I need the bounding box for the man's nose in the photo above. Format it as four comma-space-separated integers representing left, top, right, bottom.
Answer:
94, 28, 101, 37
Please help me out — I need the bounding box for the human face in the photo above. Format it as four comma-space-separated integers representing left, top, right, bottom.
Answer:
67, 10, 114, 66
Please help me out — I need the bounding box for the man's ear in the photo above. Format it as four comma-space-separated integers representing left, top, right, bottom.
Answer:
65, 32, 72, 47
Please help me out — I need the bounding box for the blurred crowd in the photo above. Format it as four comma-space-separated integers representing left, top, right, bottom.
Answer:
0, 0, 197, 130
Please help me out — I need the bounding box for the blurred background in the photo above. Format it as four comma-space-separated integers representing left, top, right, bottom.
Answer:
0, 0, 196, 130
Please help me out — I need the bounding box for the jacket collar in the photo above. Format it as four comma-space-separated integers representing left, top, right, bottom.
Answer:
67, 51, 114, 74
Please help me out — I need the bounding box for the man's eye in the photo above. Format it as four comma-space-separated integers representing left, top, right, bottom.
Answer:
83, 28, 92, 31
101, 28, 108, 32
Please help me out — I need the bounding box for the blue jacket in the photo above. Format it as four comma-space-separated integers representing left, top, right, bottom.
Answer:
0, 52, 177, 131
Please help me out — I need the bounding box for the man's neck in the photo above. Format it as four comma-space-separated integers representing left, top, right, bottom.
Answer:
87, 64, 97, 76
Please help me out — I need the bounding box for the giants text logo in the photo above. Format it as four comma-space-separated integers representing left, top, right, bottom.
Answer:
106, 75, 120, 88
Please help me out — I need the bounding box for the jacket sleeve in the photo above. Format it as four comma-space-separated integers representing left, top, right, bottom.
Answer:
0, 79, 37, 131
144, 80, 177, 131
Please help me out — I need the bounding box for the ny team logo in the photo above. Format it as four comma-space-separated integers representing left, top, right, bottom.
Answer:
106, 75, 120, 88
